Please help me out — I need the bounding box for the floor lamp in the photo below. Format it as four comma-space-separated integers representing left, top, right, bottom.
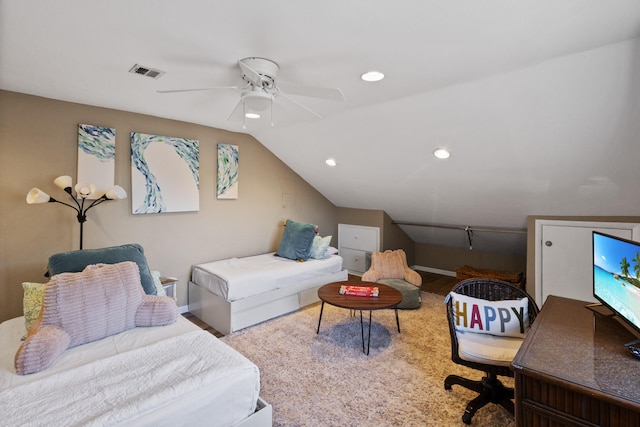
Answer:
26, 175, 127, 250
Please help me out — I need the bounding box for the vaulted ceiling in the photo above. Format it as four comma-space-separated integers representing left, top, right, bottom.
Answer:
2, 1, 640, 255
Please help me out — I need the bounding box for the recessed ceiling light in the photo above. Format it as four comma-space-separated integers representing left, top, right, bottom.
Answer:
325, 158, 337, 167
433, 148, 450, 159
361, 71, 384, 82
245, 112, 261, 119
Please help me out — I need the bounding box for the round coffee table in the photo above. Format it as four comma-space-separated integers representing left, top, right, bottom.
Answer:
316, 281, 402, 355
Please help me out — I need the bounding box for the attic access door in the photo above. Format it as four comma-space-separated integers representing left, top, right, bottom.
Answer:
535, 220, 640, 305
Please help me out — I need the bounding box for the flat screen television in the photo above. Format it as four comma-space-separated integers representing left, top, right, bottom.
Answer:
592, 231, 640, 345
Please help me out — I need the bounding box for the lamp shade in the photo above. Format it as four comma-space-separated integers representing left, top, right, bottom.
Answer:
242, 90, 272, 111
53, 175, 73, 191
105, 185, 127, 200
75, 182, 96, 199
26, 188, 51, 204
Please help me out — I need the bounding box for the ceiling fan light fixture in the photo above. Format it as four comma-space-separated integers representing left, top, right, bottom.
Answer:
245, 112, 261, 119
361, 70, 384, 82
433, 148, 451, 159
242, 90, 272, 111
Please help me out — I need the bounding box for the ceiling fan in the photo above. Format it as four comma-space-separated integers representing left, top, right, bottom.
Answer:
157, 57, 345, 127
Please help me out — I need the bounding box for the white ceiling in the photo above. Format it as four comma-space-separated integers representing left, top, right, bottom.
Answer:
3, 0, 640, 255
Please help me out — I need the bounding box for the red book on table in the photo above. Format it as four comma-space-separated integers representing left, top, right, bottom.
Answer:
339, 285, 379, 297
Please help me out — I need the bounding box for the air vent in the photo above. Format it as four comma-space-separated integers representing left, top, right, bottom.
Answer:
128, 64, 165, 79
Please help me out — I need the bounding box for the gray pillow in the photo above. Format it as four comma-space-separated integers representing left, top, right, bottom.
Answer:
276, 219, 317, 261
47, 243, 157, 295
378, 279, 422, 309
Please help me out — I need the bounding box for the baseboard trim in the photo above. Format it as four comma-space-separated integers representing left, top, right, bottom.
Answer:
178, 304, 189, 314
412, 265, 456, 277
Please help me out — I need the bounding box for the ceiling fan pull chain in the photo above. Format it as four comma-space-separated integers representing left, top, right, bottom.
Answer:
270, 97, 274, 127
242, 101, 247, 130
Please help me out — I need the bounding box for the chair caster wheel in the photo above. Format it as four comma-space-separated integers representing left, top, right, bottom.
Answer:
462, 412, 472, 424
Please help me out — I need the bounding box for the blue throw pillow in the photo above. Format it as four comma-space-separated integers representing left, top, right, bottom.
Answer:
47, 243, 157, 295
276, 219, 317, 261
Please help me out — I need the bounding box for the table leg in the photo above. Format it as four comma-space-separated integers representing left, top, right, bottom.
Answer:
395, 306, 400, 333
366, 310, 372, 355
316, 301, 325, 334
360, 310, 365, 353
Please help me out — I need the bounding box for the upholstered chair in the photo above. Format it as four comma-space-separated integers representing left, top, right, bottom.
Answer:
444, 278, 539, 424
362, 249, 422, 309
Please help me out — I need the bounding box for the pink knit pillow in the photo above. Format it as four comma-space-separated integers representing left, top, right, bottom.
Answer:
15, 261, 178, 375
369, 250, 407, 279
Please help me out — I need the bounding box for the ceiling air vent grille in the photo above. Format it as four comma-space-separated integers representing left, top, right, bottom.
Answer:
128, 64, 165, 79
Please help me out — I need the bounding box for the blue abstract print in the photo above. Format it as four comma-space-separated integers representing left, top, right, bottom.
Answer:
78, 125, 116, 161
217, 144, 238, 199
131, 132, 199, 213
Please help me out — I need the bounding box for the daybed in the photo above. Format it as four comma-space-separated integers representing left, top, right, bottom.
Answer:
0, 316, 271, 426
189, 252, 348, 335
1, 244, 272, 426
189, 220, 348, 336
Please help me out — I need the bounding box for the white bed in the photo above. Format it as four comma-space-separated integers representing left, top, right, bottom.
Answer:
189, 252, 348, 335
0, 315, 272, 427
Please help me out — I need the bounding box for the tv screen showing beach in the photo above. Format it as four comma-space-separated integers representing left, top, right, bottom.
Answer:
593, 232, 640, 333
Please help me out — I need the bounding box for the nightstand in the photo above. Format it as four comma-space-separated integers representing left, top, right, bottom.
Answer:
160, 277, 178, 301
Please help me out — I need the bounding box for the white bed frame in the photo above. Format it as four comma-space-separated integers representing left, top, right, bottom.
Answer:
238, 397, 272, 427
188, 269, 348, 335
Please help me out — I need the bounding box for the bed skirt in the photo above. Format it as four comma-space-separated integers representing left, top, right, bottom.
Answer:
188, 269, 348, 335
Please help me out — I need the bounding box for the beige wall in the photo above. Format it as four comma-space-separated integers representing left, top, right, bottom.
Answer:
414, 243, 526, 275
381, 212, 415, 264
0, 90, 338, 322
337, 208, 383, 230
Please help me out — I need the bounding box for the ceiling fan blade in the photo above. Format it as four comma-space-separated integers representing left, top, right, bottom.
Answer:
276, 83, 345, 102
227, 98, 245, 122
157, 86, 241, 94
276, 91, 322, 118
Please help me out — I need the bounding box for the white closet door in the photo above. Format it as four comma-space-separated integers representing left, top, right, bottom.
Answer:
538, 222, 635, 304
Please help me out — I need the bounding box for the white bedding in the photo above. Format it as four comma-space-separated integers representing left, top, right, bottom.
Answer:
192, 252, 344, 301
0, 316, 261, 426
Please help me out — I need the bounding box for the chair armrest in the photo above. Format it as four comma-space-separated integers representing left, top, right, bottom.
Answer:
404, 268, 422, 286
362, 269, 380, 283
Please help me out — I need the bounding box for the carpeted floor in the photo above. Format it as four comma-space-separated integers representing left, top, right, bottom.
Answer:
220, 291, 515, 427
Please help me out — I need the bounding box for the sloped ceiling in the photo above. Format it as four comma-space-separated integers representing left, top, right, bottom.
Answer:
2, 0, 640, 256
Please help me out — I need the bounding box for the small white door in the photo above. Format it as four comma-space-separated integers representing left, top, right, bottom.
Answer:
540, 223, 634, 304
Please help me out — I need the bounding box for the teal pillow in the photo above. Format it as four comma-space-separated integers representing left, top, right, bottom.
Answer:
276, 220, 317, 261
310, 235, 332, 259
47, 243, 157, 295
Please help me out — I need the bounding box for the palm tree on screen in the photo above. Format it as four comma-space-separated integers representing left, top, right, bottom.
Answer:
621, 257, 631, 278
634, 253, 640, 279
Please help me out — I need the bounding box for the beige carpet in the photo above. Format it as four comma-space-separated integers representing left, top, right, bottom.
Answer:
221, 292, 515, 427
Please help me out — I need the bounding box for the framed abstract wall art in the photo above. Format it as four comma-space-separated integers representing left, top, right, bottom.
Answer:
77, 124, 116, 198
217, 143, 238, 199
131, 132, 199, 214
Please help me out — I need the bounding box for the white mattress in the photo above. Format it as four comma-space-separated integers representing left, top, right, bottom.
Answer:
0, 316, 261, 426
192, 252, 344, 301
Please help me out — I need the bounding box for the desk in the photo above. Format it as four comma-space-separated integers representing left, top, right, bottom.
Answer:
512, 296, 640, 426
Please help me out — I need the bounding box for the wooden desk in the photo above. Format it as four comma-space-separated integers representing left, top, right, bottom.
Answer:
512, 296, 640, 426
